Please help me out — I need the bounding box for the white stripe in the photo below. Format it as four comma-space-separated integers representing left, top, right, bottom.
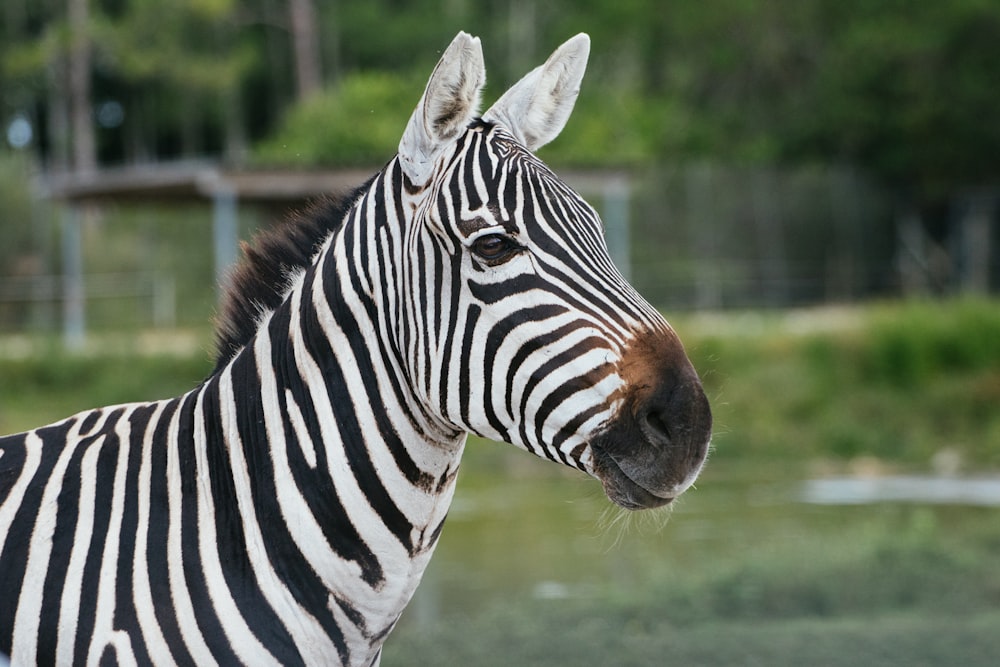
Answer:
190, 387, 281, 667
87, 406, 138, 665
283, 389, 317, 469
130, 401, 178, 666
165, 394, 219, 666
54, 438, 103, 664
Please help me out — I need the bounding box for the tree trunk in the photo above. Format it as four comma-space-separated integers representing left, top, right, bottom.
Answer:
288, 0, 322, 100
222, 86, 247, 165
67, 0, 96, 173
47, 60, 71, 173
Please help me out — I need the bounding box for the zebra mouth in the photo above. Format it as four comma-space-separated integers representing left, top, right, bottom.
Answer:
589, 444, 675, 510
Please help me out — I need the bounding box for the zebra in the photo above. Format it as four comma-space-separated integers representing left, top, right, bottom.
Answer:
0, 32, 711, 666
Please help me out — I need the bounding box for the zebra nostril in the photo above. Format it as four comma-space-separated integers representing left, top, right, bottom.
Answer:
642, 409, 672, 447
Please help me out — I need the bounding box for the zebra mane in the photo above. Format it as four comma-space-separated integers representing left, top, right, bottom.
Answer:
212, 180, 372, 372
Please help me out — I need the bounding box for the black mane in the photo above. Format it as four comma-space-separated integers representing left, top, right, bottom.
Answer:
212, 179, 372, 372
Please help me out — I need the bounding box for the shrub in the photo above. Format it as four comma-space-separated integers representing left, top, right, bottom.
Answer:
254, 71, 423, 167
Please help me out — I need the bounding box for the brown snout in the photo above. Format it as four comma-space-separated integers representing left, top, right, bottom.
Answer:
590, 330, 712, 509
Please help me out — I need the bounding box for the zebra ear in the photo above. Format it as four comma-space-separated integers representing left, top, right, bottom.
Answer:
398, 31, 486, 185
483, 33, 590, 152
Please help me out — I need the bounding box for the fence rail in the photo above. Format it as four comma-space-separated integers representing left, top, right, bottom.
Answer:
2, 162, 997, 344
0, 272, 176, 331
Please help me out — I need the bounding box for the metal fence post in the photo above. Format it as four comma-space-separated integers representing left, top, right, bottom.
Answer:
61, 206, 85, 349
603, 177, 632, 281
212, 186, 239, 295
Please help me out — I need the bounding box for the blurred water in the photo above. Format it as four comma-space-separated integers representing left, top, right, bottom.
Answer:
801, 475, 1000, 506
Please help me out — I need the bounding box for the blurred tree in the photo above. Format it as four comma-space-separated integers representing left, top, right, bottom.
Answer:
1, 0, 997, 196
789, 1, 1000, 196
0, 151, 54, 329
254, 70, 423, 167
2, 0, 77, 171
98, 0, 256, 162
68, 0, 95, 173
288, 0, 322, 99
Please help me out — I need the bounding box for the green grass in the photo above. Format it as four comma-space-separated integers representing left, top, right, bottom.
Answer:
385, 606, 1000, 667
0, 338, 213, 435
382, 464, 1000, 666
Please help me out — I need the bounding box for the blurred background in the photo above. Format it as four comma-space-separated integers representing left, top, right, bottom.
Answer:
2, 1, 999, 664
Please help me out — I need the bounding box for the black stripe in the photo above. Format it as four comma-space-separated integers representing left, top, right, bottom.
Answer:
72, 408, 126, 663
462, 135, 484, 211
78, 409, 103, 435
417, 233, 432, 398
458, 304, 480, 428
144, 396, 198, 667
0, 433, 29, 504
437, 235, 465, 424
293, 287, 389, 583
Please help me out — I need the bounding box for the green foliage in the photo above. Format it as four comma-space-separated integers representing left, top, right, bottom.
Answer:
2, 0, 998, 202
254, 71, 423, 167
535, 89, 666, 167
788, 0, 1000, 191
97, 0, 252, 90
681, 298, 1000, 467
0, 152, 42, 272
862, 299, 1000, 386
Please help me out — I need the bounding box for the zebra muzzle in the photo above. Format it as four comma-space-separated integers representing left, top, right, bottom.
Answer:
589, 336, 713, 510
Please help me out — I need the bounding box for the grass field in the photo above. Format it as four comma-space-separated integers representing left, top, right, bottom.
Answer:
2, 298, 999, 665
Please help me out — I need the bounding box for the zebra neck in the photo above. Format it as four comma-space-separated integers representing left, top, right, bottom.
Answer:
221, 235, 468, 526
205, 272, 466, 654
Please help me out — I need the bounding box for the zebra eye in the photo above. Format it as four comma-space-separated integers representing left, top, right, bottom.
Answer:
470, 234, 518, 262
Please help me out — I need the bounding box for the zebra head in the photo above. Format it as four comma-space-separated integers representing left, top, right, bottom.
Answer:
394, 32, 712, 510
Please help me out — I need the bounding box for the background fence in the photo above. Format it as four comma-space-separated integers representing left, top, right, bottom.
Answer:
0, 162, 997, 340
